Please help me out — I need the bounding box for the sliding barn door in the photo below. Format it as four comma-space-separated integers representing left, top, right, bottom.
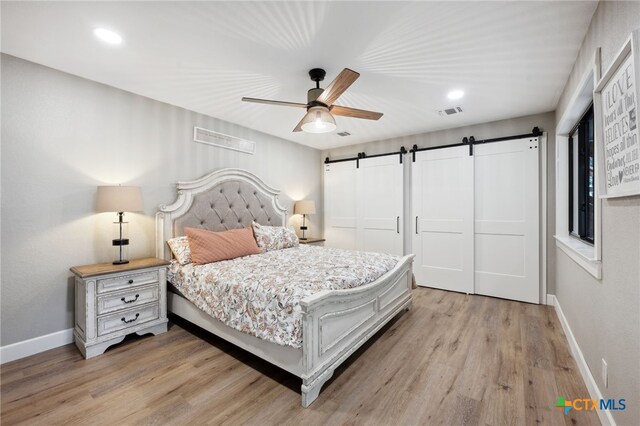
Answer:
357, 156, 403, 255
473, 138, 539, 303
412, 146, 474, 293
324, 161, 358, 250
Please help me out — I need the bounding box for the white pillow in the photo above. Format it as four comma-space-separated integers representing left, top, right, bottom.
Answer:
252, 222, 299, 252
167, 236, 192, 265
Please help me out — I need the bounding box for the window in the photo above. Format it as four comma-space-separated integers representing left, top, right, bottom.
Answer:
555, 51, 601, 279
568, 104, 594, 244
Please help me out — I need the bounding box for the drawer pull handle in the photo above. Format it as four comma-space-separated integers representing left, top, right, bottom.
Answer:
121, 294, 139, 304
128, 279, 134, 284
121, 313, 140, 324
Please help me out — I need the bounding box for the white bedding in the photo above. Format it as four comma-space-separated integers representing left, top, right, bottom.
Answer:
168, 245, 400, 348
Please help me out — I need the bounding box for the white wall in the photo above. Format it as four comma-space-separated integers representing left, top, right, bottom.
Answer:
0, 54, 322, 346
554, 3, 640, 425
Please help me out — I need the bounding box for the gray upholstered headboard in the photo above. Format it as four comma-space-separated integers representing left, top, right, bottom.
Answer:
156, 168, 287, 260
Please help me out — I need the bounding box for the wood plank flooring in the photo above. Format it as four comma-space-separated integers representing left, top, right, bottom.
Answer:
1, 288, 598, 425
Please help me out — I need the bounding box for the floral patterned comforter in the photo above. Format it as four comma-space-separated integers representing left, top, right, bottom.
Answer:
168, 245, 401, 348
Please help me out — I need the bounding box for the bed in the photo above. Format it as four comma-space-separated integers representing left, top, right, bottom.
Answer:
156, 168, 415, 407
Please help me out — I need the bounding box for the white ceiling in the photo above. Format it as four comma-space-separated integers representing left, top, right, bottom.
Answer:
1, 1, 598, 149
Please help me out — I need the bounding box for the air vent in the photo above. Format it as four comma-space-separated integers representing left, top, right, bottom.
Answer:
193, 127, 255, 154
337, 131, 351, 137
437, 106, 463, 116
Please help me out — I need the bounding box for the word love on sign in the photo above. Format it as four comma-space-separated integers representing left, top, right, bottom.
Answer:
596, 31, 640, 198
602, 57, 638, 190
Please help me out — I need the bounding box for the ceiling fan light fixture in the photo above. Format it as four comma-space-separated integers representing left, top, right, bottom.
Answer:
242, 68, 380, 133
300, 106, 336, 134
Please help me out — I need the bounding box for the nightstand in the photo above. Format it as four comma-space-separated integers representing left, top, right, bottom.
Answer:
299, 238, 325, 246
70, 257, 170, 359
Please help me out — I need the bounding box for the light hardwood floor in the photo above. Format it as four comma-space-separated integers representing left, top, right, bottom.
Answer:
1, 288, 598, 425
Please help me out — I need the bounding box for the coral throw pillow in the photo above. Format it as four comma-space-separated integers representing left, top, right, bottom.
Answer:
185, 227, 261, 265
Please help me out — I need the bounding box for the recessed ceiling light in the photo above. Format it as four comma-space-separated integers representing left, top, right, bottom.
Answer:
447, 89, 464, 100
94, 28, 123, 45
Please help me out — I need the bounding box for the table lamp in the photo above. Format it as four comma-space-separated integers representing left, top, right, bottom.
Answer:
96, 185, 143, 264
294, 200, 316, 240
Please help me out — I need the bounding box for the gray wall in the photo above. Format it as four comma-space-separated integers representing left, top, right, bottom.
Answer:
322, 111, 557, 294
554, 2, 640, 425
1, 54, 322, 346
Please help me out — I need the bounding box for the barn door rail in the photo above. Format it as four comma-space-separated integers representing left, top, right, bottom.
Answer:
324, 146, 407, 167
324, 127, 542, 164
410, 127, 542, 160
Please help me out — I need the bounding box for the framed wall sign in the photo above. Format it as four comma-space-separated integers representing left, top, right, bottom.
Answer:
594, 29, 640, 198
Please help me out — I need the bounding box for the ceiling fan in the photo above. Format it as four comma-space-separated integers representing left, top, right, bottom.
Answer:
242, 68, 383, 134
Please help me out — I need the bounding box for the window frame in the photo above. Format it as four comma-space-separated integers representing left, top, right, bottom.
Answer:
567, 104, 595, 245
554, 48, 602, 280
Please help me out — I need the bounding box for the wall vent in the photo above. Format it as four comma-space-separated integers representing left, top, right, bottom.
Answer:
193, 126, 255, 154
337, 131, 351, 137
437, 106, 463, 116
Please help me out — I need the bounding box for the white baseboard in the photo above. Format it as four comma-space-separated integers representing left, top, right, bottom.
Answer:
545, 294, 555, 306
548, 294, 614, 426
0, 328, 75, 364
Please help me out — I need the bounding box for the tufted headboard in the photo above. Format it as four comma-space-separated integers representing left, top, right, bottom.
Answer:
156, 168, 287, 260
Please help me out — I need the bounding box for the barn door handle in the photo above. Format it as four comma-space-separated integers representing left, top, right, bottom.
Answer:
397, 216, 400, 234
415, 216, 419, 234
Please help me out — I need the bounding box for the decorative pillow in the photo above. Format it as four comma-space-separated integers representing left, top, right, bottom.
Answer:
167, 236, 192, 265
185, 227, 261, 265
252, 221, 299, 252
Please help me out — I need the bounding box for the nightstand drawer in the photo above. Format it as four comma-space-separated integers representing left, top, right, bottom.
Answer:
97, 303, 159, 337
97, 270, 159, 294
97, 285, 159, 315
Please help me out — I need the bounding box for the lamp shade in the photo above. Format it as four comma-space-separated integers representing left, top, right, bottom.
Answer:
294, 200, 316, 215
300, 106, 336, 134
96, 186, 143, 213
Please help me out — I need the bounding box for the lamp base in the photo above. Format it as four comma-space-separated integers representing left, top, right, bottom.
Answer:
112, 218, 130, 265
299, 237, 308, 241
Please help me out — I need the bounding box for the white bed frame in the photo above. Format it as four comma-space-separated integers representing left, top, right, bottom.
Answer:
156, 168, 414, 407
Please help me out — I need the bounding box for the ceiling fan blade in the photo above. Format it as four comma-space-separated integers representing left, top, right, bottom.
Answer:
242, 97, 308, 108
316, 68, 360, 106
293, 115, 306, 132
330, 105, 383, 120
